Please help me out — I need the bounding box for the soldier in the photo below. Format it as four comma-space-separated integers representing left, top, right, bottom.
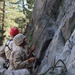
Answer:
9, 33, 35, 70
0, 27, 19, 68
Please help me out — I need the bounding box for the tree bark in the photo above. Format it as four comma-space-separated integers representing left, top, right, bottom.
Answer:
2, 0, 5, 40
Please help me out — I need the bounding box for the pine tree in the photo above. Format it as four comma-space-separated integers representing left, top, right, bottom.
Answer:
0, 0, 5, 45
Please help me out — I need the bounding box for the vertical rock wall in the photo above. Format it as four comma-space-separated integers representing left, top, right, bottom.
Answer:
28, 0, 75, 75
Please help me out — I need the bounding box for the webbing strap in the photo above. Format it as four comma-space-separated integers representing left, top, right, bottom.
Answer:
5, 39, 13, 51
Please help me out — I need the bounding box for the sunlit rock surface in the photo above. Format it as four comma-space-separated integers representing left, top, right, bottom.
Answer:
27, 0, 75, 75
1, 0, 75, 75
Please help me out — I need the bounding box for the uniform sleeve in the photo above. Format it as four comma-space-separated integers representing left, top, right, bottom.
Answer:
13, 51, 29, 69
0, 44, 6, 59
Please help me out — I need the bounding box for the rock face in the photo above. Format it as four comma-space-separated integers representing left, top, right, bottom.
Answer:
28, 0, 75, 75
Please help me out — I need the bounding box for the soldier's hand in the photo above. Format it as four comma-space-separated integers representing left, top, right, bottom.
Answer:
30, 45, 36, 52
28, 57, 35, 62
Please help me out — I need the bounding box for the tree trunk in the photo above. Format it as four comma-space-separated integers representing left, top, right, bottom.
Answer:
22, 0, 25, 15
1, 0, 5, 42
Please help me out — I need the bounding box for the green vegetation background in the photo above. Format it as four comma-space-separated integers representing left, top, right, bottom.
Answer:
0, 0, 35, 45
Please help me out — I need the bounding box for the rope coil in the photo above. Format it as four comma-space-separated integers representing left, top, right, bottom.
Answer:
39, 59, 67, 75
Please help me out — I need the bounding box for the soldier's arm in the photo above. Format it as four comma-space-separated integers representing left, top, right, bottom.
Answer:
13, 52, 29, 69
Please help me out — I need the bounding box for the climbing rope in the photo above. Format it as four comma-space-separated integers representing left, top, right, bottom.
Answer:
26, 0, 48, 47
39, 59, 67, 75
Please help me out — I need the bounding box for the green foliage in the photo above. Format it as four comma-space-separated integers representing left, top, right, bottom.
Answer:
0, 0, 35, 45
71, 25, 75, 34
24, 7, 32, 19
29, 35, 33, 47
0, 0, 3, 2
26, 0, 35, 9
15, 0, 35, 19
6, 0, 17, 3
14, 17, 27, 32
25, 0, 35, 19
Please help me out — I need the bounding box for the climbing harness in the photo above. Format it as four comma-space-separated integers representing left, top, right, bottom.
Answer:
5, 39, 13, 51
3, 39, 13, 69
39, 59, 67, 75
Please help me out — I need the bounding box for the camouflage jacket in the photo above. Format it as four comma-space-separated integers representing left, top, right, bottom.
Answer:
9, 46, 29, 70
0, 39, 14, 59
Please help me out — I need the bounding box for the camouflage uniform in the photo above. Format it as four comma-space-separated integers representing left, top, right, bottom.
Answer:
0, 39, 14, 59
9, 46, 29, 70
